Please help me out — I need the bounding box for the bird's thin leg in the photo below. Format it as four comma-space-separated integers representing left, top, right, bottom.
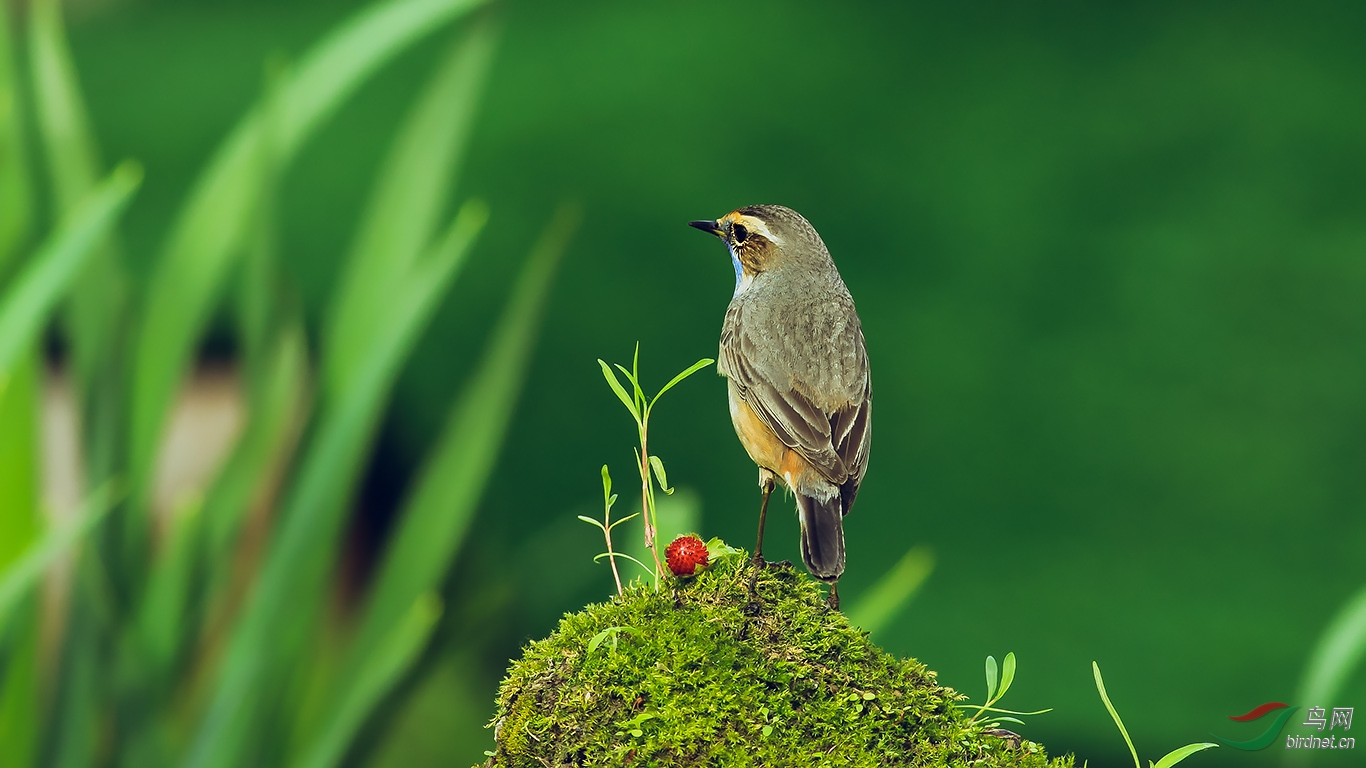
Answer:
826, 582, 840, 611
752, 476, 774, 569
747, 476, 776, 600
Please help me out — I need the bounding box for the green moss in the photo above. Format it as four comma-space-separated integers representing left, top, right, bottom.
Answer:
483, 556, 1071, 767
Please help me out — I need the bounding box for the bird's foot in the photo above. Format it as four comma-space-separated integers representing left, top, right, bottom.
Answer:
824, 583, 840, 611
746, 553, 769, 596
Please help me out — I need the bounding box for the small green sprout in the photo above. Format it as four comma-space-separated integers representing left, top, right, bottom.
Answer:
960, 652, 1052, 727
586, 625, 640, 656
577, 465, 649, 594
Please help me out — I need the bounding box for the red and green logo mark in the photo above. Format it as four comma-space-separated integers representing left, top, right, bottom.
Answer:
1213, 702, 1299, 750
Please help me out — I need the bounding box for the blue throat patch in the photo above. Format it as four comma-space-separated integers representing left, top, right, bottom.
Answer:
728, 246, 744, 294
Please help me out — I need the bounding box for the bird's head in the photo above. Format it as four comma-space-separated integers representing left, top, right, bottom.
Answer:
689, 205, 820, 293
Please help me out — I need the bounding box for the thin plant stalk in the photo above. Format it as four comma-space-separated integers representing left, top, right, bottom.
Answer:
597, 349, 712, 588
602, 465, 624, 593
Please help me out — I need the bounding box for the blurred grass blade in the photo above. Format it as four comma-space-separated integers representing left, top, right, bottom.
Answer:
134, 496, 206, 681
0, 355, 37, 600
0, 353, 38, 768
0, 162, 141, 382
310, 204, 577, 765
0, 2, 31, 273
128, 0, 493, 500
237, 57, 289, 383
202, 323, 308, 565
845, 544, 934, 636
27, 0, 103, 210
0, 483, 117, 629
47, 572, 101, 768
1294, 584, 1366, 717
324, 15, 498, 399
30, 0, 132, 495
186, 202, 487, 768
191, 323, 307, 684
299, 594, 443, 768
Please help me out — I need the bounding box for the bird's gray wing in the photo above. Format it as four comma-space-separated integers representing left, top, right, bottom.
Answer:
719, 305, 851, 485
830, 351, 871, 514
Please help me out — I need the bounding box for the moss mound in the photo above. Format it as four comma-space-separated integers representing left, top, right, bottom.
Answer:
483, 555, 1070, 767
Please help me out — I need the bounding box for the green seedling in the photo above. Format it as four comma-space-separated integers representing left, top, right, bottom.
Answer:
1092, 661, 1217, 768
597, 345, 713, 587
960, 652, 1052, 727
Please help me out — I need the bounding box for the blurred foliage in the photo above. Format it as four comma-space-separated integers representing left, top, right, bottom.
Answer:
0, 0, 574, 765
0, 0, 1364, 766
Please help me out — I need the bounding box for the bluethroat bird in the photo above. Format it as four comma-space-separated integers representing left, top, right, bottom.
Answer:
689, 205, 871, 609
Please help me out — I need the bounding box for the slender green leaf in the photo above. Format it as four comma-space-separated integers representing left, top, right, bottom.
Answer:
1152, 743, 1217, 768
0, 2, 32, 273
607, 511, 639, 531
650, 357, 714, 409
614, 362, 646, 417
577, 515, 607, 532
324, 16, 498, 399
1093, 662, 1142, 768
298, 594, 444, 768
307, 204, 577, 764
186, 202, 487, 768
598, 360, 638, 420
0, 162, 140, 382
649, 455, 673, 494
985, 656, 999, 703
844, 544, 934, 636
997, 652, 1017, 701
128, 0, 493, 501
593, 551, 652, 576
958, 704, 1052, 717
630, 342, 643, 413
601, 464, 612, 504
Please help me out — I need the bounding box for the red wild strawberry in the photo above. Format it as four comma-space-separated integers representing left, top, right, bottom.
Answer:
665, 535, 709, 577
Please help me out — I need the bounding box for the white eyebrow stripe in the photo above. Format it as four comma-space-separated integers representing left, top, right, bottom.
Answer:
740, 216, 783, 246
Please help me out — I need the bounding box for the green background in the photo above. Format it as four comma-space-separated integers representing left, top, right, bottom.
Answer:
58, 0, 1366, 764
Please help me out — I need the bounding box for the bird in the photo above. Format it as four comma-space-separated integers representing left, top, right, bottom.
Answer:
688, 205, 871, 609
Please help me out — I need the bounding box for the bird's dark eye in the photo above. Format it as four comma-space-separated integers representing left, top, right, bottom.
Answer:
732, 223, 749, 243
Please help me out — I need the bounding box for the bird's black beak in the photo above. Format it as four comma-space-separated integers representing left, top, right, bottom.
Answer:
688, 218, 723, 237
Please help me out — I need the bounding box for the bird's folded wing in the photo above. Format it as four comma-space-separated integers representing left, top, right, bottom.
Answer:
720, 320, 850, 485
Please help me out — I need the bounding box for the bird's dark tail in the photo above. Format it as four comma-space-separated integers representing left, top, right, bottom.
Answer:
796, 489, 845, 582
